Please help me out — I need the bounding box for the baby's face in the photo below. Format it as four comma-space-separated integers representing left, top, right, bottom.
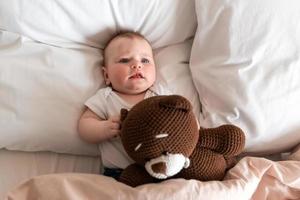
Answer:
103, 37, 156, 95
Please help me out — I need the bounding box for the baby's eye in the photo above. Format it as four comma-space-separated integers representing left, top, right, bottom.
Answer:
141, 58, 150, 64
118, 58, 129, 63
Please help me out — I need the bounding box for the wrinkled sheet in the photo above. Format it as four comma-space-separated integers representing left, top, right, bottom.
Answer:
0, 149, 101, 200
5, 157, 300, 200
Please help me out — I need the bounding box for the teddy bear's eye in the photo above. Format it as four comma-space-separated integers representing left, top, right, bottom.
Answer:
155, 132, 169, 139
134, 143, 143, 151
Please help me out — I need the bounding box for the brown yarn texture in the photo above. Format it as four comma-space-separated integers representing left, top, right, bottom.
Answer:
119, 95, 245, 187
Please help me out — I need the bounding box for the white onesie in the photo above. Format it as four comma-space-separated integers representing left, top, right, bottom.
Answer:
85, 83, 172, 169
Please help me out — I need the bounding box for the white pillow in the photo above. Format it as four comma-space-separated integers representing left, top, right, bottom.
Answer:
0, 30, 101, 155
0, 0, 196, 49
155, 39, 201, 119
0, 0, 199, 155
191, 0, 300, 154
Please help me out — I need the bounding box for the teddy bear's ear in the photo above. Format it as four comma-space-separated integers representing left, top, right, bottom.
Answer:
159, 95, 191, 112
120, 108, 129, 122
120, 109, 129, 130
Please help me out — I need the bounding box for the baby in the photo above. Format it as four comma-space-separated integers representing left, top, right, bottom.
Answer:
78, 31, 172, 179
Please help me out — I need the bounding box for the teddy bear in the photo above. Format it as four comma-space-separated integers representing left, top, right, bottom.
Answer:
118, 95, 245, 187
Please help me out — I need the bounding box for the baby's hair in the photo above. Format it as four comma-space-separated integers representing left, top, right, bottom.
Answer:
103, 31, 152, 66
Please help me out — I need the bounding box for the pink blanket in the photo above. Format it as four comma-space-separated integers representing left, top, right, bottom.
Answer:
6, 157, 300, 200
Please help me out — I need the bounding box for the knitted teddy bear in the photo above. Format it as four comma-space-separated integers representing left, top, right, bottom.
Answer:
118, 95, 245, 187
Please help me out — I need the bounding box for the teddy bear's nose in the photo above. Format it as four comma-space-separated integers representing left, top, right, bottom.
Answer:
151, 162, 167, 174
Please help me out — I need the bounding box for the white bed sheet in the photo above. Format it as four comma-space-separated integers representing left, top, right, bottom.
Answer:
0, 149, 101, 200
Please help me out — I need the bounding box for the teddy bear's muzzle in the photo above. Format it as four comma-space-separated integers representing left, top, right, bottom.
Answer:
145, 153, 190, 179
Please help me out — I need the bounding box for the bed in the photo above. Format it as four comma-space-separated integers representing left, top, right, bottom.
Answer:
1, 0, 300, 199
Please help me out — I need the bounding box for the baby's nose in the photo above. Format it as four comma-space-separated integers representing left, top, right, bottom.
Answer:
131, 63, 142, 69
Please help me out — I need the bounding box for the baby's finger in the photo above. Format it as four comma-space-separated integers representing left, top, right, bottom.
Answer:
111, 129, 120, 137
111, 115, 121, 123
111, 122, 121, 130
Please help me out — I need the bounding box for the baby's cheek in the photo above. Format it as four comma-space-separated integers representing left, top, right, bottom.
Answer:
112, 71, 127, 83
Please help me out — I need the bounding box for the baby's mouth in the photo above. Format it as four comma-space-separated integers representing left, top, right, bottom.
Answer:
129, 72, 144, 79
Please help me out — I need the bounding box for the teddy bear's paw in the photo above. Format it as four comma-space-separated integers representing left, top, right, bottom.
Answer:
119, 164, 156, 187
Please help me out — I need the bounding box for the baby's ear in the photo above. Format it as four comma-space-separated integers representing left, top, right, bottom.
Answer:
102, 67, 110, 85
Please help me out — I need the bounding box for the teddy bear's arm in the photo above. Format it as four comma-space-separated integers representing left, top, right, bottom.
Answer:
198, 124, 245, 157
118, 164, 156, 187
178, 148, 227, 181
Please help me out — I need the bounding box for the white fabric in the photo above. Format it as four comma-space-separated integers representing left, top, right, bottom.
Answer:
0, 0, 200, 155
0, 30, 100, 155
85, 84, 172, 169
0, 0, 196, 49
191, 0, 300, 154
0, 149, 101, 200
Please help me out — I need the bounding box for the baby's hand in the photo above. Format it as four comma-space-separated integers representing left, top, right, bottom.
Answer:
106, 115, 121, 138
